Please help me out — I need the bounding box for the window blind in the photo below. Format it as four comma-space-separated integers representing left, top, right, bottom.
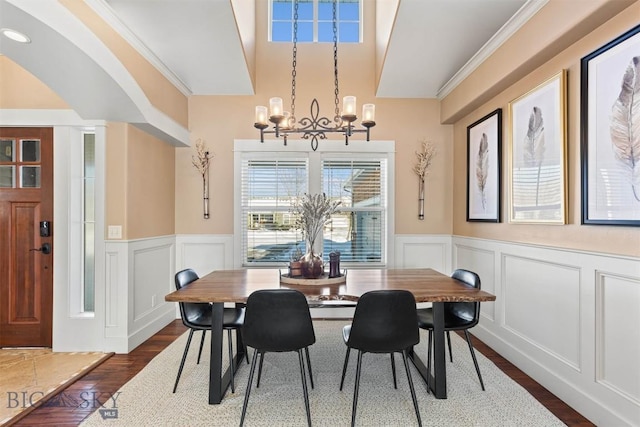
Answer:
241, 158, 308, 265
322, 158, 386, 263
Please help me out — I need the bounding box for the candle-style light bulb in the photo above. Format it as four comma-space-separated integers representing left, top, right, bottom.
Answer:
343, 96, 356, 116
255, 106, 268, 125
362, 104, 375, 123
269, 97, 283, 117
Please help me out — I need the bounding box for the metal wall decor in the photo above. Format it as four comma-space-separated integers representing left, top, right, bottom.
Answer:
191, 138, 213, 219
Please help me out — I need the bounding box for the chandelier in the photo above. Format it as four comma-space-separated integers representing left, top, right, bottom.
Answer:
253, 0, 376, 151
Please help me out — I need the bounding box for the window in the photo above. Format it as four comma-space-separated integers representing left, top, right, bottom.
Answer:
322, 159, 385, 262
271, 0, 361, 43
235, 140, 393, 267
83, 133, 95, 312
240, 157, 308, 263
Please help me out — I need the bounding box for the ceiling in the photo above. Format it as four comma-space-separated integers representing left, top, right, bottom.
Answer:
0, 0, 537, 144
100, 0, 530, 98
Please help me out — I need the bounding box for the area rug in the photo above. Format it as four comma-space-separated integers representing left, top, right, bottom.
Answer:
80, 321, 564, 426
0, 349, 112, 426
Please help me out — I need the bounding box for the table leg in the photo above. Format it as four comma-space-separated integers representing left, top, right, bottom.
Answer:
209, 303, 224, 404
408, 301, 447, 399
208, 302, 247, 404
431, 302, 447, 398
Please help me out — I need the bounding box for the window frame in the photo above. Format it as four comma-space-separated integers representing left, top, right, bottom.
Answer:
268, 0, 363, 43
234, 139, 395, 269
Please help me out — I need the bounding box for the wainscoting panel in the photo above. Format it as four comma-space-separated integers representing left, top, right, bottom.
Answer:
596, 271, 640, 405
454, 244, 497, 321
175, 234, 234, 274
394, 235, 452, 273
102, 237, 177, 353
104, 242, 127, 334
453, 236, 640, 427
503, 254, 581, 369
132, 242, 174, 322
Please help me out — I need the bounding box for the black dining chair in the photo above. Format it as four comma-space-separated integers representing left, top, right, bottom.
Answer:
173, 268, 247, 394
339, 290, 422, 427
240, 289, 316, 427
417, 268, 485, 391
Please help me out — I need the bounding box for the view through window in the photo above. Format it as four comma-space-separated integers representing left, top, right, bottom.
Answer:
271, 0, 361, 43
239, 149, 387, 266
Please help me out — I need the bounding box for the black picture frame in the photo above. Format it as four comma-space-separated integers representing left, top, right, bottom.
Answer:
466, 108, 502, 222
581, 23, 640, 226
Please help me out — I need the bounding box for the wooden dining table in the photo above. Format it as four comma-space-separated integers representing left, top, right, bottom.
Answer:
164, 268, 496, 404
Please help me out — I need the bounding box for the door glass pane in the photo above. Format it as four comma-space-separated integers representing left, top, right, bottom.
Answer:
21, 139, 40, 162
84, 179, 95, 221
83, 133, 96, 313
84, 222, 95, 312
0, 166, 15, 188
0, 139, 15, 162
20, 166, 40, 188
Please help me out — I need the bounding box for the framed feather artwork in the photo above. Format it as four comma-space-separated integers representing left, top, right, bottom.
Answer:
508, 70, 568, 224
466, 108, 502, 222
581, 23, 640, 226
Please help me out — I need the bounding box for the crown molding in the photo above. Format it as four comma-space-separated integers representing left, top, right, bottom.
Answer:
85, 0, 192, 97
437, 0, 549, 100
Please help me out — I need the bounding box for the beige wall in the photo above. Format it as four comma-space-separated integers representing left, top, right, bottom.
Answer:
176, 0, 454, 235
120, 124, 176, 240
449, 1, 640, 257
0, 56, 69, 109
106, 123, 176, 240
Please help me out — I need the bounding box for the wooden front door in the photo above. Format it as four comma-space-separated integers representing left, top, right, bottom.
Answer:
0, 127, 54, 347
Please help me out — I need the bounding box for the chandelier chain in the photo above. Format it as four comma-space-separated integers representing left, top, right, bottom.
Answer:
332, 0, 340, 124
253, 0, 375, 149
290, 0, 299, 122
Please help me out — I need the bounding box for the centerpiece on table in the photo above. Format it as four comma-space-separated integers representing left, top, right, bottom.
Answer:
292, 193, 341, 279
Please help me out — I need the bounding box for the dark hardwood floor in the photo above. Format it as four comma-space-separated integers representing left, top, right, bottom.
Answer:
12, 320, 594, 426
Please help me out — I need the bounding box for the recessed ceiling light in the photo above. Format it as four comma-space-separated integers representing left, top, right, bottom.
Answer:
0, 28, 31, 43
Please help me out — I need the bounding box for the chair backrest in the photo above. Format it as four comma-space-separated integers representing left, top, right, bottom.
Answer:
243, 289, 316, 352
174, 268, 211, 328
446, 269, 481, 327
347, 290, 419, 353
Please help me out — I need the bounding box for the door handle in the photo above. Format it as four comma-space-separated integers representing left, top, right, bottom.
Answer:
30, 243, 51, 254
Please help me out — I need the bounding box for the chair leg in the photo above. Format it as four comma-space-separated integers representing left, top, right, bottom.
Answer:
351, 351, 364, 427
240, 329, 250, 364
173, 329, 195, 393
197, 330, 206, 364
297, 350, 312, 427
446, 330, 453, 362
256, 351, 265, 388
227, 329, 235, 393
426, 330, 432, 393
464, 330, 485, 391
390, 353, 397, 389
305, 346, 314, 389
240, 349, 260, 427
339, 347, 351, 391
401, 350, 422, 427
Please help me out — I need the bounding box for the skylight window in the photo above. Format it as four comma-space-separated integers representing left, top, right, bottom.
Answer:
270, 0, 361, 43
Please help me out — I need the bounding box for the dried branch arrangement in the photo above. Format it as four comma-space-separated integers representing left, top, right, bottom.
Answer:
192, 138, 213, 177
293, 193, 341, 253
191, 138, 214, 219
413, 139, 437, 179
